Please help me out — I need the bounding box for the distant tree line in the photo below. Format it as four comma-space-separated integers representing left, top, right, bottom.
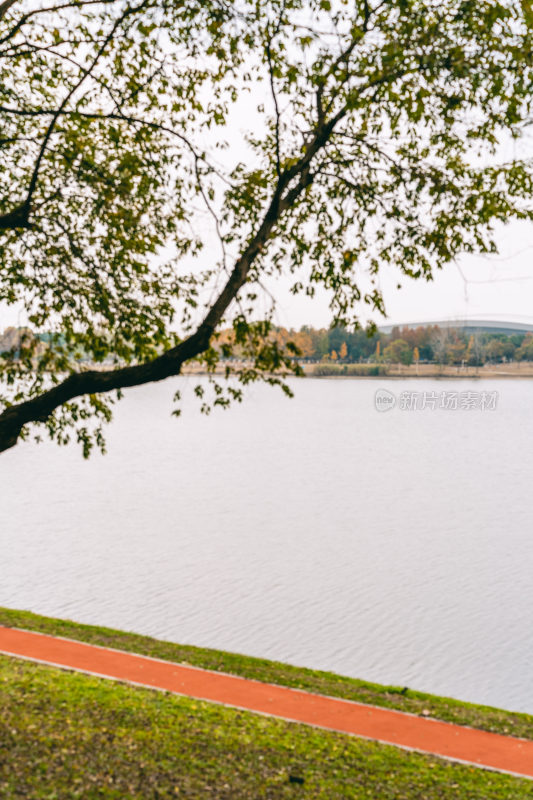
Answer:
251, 325, 533, 365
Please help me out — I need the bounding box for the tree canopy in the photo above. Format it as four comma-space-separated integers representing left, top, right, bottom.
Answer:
0, 0, 532, 454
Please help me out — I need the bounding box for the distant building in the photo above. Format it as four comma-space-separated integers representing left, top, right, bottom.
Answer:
380, 319, 533, 336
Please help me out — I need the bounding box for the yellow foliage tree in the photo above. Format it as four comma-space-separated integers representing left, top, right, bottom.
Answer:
331, 349, 338, 361
339, 341, 348, 360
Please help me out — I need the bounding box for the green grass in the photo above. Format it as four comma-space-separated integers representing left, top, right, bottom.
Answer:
1, 606, 532, 741
1, 654, 532, 799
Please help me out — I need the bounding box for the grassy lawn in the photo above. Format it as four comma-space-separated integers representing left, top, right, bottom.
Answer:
1, 606, 532, 741
1, 654, 532, 800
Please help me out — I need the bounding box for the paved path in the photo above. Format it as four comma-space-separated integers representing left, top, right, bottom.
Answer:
1, 626, 532, 780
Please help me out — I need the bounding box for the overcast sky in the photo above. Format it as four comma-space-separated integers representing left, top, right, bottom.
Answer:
267, 126, 533, 330
3, 213, 532, 334
265, 217, 533, 330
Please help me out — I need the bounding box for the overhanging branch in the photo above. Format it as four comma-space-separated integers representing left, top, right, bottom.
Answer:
0, 203, 31, 229
0, 68, 354, 453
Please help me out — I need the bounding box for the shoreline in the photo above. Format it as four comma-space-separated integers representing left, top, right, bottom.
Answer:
180, 363, 533, 379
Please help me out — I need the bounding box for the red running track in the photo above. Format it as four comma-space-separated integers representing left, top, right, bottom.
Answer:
1, 626, 532, 780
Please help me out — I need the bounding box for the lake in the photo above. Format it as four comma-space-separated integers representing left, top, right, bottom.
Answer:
1, 376, 532, 714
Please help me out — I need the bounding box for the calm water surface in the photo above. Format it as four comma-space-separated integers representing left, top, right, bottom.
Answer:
2, 377, 533, 714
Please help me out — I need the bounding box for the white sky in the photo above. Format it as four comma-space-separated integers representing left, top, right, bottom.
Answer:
176, 196, 533, 332
265, 219, 533, 330
3, 202, 532, 335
